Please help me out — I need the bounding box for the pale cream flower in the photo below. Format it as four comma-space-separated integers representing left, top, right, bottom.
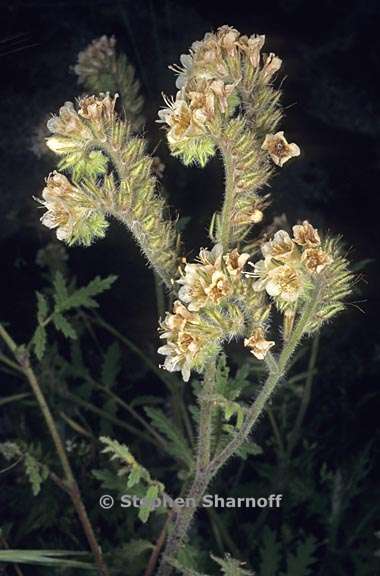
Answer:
170, 53, 194, 89
265, 264, 303, 302
251, 259, 303, 302
262, 131, 300, 167
46, 136, 78, 155
47, 101, 90, 139
239, 34, 266, 67
261, 52, 282, 81
74, 36, 116, 84
158, 301, 204, 382
78, 93, 118, 126
302, 248, 333, 274
292, 220, 321, 247
177, 245, 249, 311
188, 81, 217, 120
244, 327, 275, 360
158, 91, 205, 145
217, 25, 241, 56
209, 79, 240, 113
39, 172, 82, 241
223, 249, 250, 276
261, 230, 295, 261
190, 31, 229, 80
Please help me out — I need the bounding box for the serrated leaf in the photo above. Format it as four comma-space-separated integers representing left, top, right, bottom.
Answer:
283, 536, 318, 576
53, 271, 68, 306
139, 484, 159, 523
58, 275, 117, 312
127, 466, 142, 488
33, 325, 47, 360
53, 313, 77, 339
36, 292, 49, 323
211, 553, 254, 575
259, 526, 282, 576
236, 439, 263, 459
24, 452, 49, 496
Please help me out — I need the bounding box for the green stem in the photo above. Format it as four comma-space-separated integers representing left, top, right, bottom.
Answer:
0, 323, 110, 576
218, 140, 235, 250
196, 357, 217, 472
157, 357, 217, 576
87, 139, 175, 289
112, 208, 173, 288
208, 289, 320, 480
157, 290, 321, 575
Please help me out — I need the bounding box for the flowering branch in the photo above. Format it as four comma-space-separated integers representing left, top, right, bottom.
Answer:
157, 279, 323, 576
33, 26, 355, 576
38, 95, 180, 288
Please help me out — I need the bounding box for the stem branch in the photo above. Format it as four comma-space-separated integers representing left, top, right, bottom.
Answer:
157, 288, 321, 575
0, 323, 109, 576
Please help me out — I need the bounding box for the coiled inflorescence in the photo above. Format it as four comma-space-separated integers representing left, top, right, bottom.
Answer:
38, 93, 180, 285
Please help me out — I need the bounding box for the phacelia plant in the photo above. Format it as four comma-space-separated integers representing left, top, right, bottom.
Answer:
0, 27, 355, 576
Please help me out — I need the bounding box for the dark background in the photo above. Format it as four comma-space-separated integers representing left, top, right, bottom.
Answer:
0, 0, 379, 574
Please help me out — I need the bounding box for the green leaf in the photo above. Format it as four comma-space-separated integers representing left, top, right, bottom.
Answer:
127, 466, 142, 488
53, 313, 77, 339
259, 527, 282, 576
139, 484, 159, 523
0, 549, 95, 570
101, 342, 122, 388
58, 275, 117, 312
211, 553, 254, 575
24, 452, 49, 496
33, 325, 46, 360
36, 292, 49, 323
283, 536, 318, 576
53, 271, 68, 307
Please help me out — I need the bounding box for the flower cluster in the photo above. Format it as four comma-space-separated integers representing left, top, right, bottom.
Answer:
38, 172, 108, 245
158, 25, 292, 167
46, 93, 118, 156
177, 244, 250, 311
158, 301, 221, 382
74, 36, 117, 87
158, 244, 274, 380
73, 36, 143, 130
249, 222, 333, 305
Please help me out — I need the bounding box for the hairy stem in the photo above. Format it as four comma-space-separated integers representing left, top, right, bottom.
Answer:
196, 357, 217, 472
0, 324, 110, 576
86, 139, 175, 289
218, 140, 235, 251
157, 357, 217, 576
111, 208, 173, 288
157, 290, 320, 575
